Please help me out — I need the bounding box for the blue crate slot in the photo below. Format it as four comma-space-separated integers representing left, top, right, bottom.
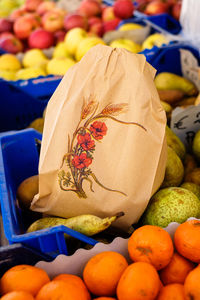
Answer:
0, 75, 61, 132
0, 243, 52, 277
0, 129, 98, 258
145, 43, 200, 75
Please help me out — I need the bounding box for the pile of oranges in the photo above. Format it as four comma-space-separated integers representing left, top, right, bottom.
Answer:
1, 219, 200, 299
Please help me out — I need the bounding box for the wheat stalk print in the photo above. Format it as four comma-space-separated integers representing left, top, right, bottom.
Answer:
58, 96, 147, 198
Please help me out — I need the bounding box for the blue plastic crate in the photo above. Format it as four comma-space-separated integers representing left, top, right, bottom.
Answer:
0, 129, 98, 258
144, 43, 200, 75
0, 75, 62, 132
0, 243, 52, 277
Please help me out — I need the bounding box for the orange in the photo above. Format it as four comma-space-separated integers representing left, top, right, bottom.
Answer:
36, 280, 91, 300
159, 252, 195, 285
128, 225, 174, 270
117, 262, 160, 300
93, 298, 117, 300
0, 265, 50, 296
184, 265, 200, 300
157, 284, 185, 300
53, 274, 91, 299
0, 291, 34, 300
83, 251, 128, 296
174, 219, 200, 263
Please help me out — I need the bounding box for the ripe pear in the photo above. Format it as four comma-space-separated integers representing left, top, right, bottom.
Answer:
161, 146, 184, 188
142, 33, 168, 50
15, 67, 46, 80
75, 37, 105, 61
155, 73, 198, 96
184, 168, 200, 186
53, 42, 72, 59
0, 70, 16, 81
22, 49, 48, 68
181, 182, 200, 200
110, 39, 141, 53
118, 23, 143, 31
183, 154, 197, 178
0, 54, 21, 71
17, 175, 38, 210
192, 130, 200, 163
47, 57, 76, 76
166, 126, 186, 160
28, 118, 44, 134
161, 101, 172, 121
141, 187, 200, 228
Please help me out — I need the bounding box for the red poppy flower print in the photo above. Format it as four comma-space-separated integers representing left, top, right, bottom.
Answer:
72, 153, 92, 169
90, 121, 107, 140
77, 133, 95, 151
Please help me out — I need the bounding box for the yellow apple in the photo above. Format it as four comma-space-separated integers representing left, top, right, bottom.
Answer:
118, 23, 143, 31
64, 28, 88, 56
0, 54, 21, 71
47, 57, 76, 76
142, 33, 168, 50
53, 42, 72, 59
110, 39, 141, 53
0, 70, 16, 81
75, 37, 105, 62
22, 49, 48, 68
15, 67, 46, 80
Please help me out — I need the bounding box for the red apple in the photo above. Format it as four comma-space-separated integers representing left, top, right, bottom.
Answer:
42, 10, 64, 32
102, 6, 115, 22
36, 1, 56, 15
0, 32, 15, 40
9, 8, 27, 21
64, 13, 88, 31
0, 36, 23, 53
24, 0, 43, 12
172, 1, 182, 20
88, 16, 101, 26
14, 14, 40, 39
54, 30, 66, 43
113, 0, 134, 19
145, 0, 169, 15
78, 0, 102, 18
89, 21, 103, 36
103, 17, 121, 33
0, 18, 13, 33
28, 28, 54, 49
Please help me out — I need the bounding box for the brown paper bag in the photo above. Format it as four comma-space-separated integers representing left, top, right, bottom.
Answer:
31, 45, 167, 229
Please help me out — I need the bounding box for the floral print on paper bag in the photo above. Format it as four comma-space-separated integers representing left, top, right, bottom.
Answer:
58, 96, 146, 198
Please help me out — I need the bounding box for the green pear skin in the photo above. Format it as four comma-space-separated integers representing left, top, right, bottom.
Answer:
192, 130, 200, 163
161, 146, 184, 188
181, 182, 200, 200
27, 212, 124, 236
141, 187, 200, 228
155, 72, 197, 96
166, 126, 186, 160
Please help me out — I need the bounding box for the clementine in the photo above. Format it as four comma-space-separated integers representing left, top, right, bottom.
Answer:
184, 265, 200, 300
0, 264, 50, 296
157, 283, 185, 300
174, 219, 200, 263
83, 251, 128, 296
117, 262, 160, 300
128, 225, 174, 270
0, 291, 34, 300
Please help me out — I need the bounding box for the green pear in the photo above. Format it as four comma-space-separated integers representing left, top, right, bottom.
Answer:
155, 73, 198, 96
166, 126, 186, 160
184, 168, 200, 186
141, 187, 200, 228
161, 146, 184, 188
181, 182, 200, 200
192, 130, 200, 163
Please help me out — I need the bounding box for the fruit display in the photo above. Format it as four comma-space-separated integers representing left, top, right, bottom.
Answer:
135, 0, 182, 21
1, 220, 200, 299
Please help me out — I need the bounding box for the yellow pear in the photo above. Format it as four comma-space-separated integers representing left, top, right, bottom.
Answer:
75, 37, 105, 61
119, 23, 143, 31
53, 42, 72, 59
0, 54, 21, 71
64, 28, 87, 56
0, 70, 16, 81
142, 33, 168, 50
110, 39, 141, 53
47, 57, 76, 76
22, 49, 48, 68
15, 67, 46, 80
